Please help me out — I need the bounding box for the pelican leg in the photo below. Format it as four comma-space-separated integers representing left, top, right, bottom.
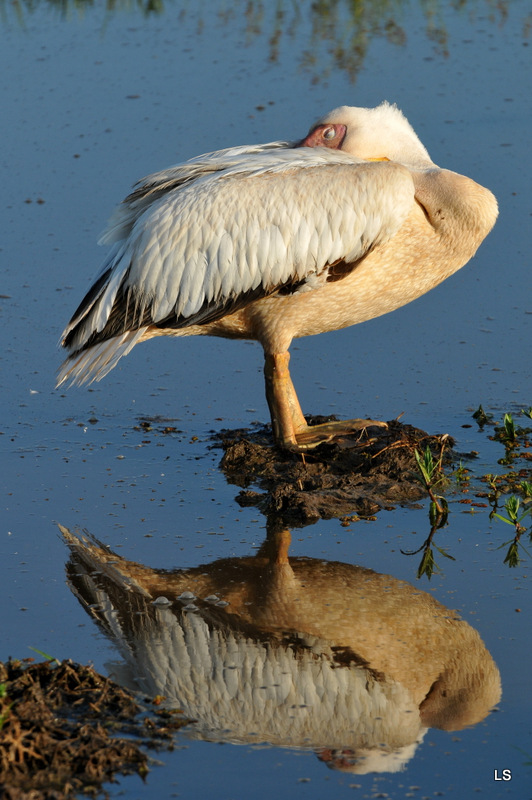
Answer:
264, 352, 387, 451
264, 352, 308, 449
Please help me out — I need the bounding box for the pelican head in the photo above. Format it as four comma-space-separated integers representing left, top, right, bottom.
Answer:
305, 101, 434, 170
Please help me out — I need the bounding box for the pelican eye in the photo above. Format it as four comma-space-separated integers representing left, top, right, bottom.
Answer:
323, 126, 336, 140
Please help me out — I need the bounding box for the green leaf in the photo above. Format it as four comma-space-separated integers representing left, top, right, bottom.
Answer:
28, 647, 60, 664
492, 513, 515, 526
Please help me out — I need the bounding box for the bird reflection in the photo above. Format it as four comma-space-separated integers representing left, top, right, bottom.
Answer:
61, 524, 500, 774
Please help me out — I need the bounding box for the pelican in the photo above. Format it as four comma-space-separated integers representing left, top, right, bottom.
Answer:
57, 102, 498, 449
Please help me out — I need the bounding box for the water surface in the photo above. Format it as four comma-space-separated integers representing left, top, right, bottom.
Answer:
1, 1, 531, 798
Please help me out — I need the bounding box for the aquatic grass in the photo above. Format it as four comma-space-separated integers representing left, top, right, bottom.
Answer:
502, 412, 517, 443
400, 445, 455, 578
520, 480, 532, 499
28, 647, 61, 665
452, 460, 471, 488
512, 746, 532, 768
414, 444, 449, 522
492, 495, 532, 568
471, 402, 531, 469
491, 494, 529, 531
491, 408, 532, 465
472, 404, 493, 428
406, 405, 531, 576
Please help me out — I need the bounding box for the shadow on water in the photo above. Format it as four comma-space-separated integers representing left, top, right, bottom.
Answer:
61, 521, 501, 776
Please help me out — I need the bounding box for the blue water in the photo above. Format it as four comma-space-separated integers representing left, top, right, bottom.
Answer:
1, 1, 531, 798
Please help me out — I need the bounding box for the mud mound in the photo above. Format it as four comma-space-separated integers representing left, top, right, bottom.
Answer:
0, 658, 189, 800
215, 417, 453, 525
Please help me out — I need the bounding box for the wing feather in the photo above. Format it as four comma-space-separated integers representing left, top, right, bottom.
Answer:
60, 146, 415, 369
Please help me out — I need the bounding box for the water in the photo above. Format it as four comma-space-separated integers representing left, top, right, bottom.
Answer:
1, 1, 531, 798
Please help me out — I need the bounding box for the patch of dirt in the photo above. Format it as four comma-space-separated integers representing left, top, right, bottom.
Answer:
0, 658, 189, 800
214, 417, 454, 525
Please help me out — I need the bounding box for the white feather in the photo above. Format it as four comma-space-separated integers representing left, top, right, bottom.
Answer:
59, 131, 416, 387
57, 328, 147, 387
124, 155, 411, 322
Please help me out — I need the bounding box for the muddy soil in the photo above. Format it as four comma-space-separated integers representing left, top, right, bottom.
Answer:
0, 659, 189, 800
214, 417, 455, 525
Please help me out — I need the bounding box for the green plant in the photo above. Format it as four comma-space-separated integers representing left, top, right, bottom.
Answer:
472, 404, 493, 427
502, 412, 517, 442
492, 495, 532, 567
403, 445, 454, 578
520, 481, 532, 499
28, 647, 61, 665
453, 460, 471, 488
414, 445, 449, 522
492, 495, 531, 531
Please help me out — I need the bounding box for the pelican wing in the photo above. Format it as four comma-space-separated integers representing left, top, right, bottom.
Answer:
59, 147, 415, 384
123, 151, 413, 321
100, 141, 296, 246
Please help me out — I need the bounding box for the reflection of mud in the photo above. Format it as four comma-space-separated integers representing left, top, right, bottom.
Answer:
62, 525, 500, 775
216, 418, 453, 523
0, 658, 188, 800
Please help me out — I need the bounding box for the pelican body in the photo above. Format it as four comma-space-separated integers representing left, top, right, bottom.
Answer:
58, 102, 498, 449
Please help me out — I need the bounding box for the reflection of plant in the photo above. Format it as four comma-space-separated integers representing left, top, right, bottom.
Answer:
472, 404, 493, 428
400, 513, 455, 580
405, 404, 532, 576
475, 406, 532, 567
3, 0, 166, 24
492, 495, 532, 568
1, 0, 520, 84
399, 445, 454, 579
513, 745, 532, 768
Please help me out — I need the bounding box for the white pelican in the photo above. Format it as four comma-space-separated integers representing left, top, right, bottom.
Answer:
57, 102, 498, 449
